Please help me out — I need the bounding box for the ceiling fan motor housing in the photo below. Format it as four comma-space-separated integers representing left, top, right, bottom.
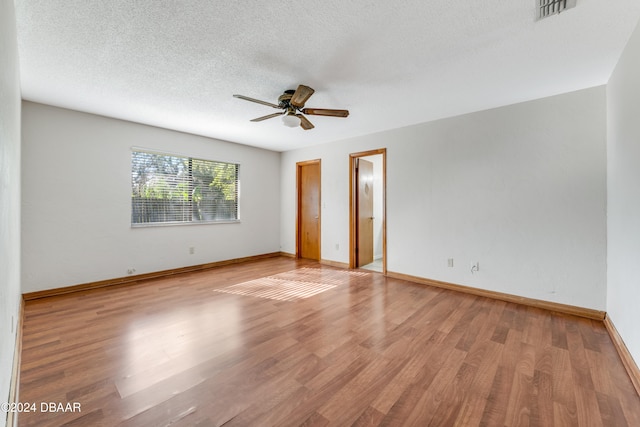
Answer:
278, 90, 295, 110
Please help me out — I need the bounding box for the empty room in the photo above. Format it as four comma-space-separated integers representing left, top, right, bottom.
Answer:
2, 1, 640, 426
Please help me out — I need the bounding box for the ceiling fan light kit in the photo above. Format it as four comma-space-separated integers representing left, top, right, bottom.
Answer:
233, 85, 349, 130
282, 114, 300, 127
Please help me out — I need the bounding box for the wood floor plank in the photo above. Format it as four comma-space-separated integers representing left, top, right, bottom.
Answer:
316, 356, 396, 424
17, 256, 640, 426
451, 395, 489, 426
531, 369, 554, 427
352, 406, 386, 426
403, 348, 468, 425
369, 353, 431, 415
480, 365, 513, 426
426, 361, 479, 426
574, 386, 604, 427
503, 371, 534, 426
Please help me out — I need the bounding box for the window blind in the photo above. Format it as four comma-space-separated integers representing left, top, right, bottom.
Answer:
131, 150, 239, 225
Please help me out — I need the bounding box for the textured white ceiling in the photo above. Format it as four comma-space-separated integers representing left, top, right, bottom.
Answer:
15, 1, 640, 152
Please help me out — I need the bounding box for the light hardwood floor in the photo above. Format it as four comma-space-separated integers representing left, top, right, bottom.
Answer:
18, 257, 640, 426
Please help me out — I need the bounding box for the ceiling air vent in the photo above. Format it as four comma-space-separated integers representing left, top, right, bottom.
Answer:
537, 0, 577, 20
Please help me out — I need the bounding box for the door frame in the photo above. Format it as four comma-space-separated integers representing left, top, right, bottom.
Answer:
349, 149, 386, 272
296, 159, 321, 260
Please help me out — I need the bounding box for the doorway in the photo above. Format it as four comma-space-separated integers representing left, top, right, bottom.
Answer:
297, 159, 321, 260
350, 149, 386, 273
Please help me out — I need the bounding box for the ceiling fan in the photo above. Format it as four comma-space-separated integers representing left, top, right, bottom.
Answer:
233, 84, 349, 130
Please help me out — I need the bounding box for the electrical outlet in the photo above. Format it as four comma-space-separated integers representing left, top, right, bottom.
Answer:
448, 258, 454, 267
189, 247, 195, 255
127, 268, 136, 275
335, 243, 340, 250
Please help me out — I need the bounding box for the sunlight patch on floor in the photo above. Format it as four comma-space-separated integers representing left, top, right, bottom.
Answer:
214, 268, 369, 301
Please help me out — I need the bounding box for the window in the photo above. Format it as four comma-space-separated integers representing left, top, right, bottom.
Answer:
131, 149, 239, 226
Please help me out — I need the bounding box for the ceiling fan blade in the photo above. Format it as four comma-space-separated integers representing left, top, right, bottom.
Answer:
297, 114, 315, 130
301, 108, 349, 118
290, 85, 315, 108
250, 112, 284, 122
233, 94, 280, 109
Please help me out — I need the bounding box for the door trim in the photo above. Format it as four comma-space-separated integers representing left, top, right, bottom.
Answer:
349, 149, 386, 272
296, 159, 321, 260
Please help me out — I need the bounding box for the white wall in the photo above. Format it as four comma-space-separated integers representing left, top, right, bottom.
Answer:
21, 102, 281, 293
0, 0, 22, 424
281, 87, 607, 310
607, 20, 640, 367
